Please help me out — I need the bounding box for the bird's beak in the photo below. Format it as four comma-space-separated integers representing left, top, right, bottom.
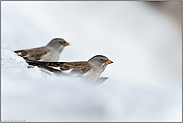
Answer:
105, 60, 113, 64
63, 42, 69, 46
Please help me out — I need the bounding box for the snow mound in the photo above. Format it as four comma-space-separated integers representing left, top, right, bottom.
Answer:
1, 47, 181, 122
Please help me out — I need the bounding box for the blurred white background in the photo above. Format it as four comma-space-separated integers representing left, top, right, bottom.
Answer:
1, 1, 182, 122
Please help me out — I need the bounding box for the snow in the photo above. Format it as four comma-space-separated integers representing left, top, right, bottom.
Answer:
1, 1, 182, 122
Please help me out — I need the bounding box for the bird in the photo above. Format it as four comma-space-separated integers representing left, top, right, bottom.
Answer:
27, 55, 113, 83
14, 38, 69, 62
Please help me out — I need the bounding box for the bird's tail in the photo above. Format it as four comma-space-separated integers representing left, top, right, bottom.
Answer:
26, 60, 64, 75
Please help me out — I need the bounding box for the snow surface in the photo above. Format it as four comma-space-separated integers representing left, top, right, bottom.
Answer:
1, 1, 182, 122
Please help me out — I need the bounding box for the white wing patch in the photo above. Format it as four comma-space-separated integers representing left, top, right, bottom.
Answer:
16, 52, 22, 56
62, 69, 73, 74
49, 66, 61, 71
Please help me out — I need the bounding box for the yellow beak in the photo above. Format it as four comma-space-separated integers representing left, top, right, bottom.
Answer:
63, 42, 69, 46
105, 60, 113, 64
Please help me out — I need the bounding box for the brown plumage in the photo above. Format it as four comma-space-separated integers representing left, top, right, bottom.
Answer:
14, 47, 50, 61
27, 61, 92, 76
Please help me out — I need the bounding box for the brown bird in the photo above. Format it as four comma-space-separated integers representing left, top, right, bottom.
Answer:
14, 38, 69, 62
27, 55, 113, 83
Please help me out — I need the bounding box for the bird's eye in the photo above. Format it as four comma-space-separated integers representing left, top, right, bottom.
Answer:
100, 58, 103, 61
58, 41, 62, 44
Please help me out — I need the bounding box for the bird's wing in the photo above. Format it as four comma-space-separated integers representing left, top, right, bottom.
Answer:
63, 62, 92, 76
14, 47, 50, 61
26, 61, 92, 76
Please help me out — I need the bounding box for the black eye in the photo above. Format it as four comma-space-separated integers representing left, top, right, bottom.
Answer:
100, 58, 103, 61
58, 41, 62, 44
